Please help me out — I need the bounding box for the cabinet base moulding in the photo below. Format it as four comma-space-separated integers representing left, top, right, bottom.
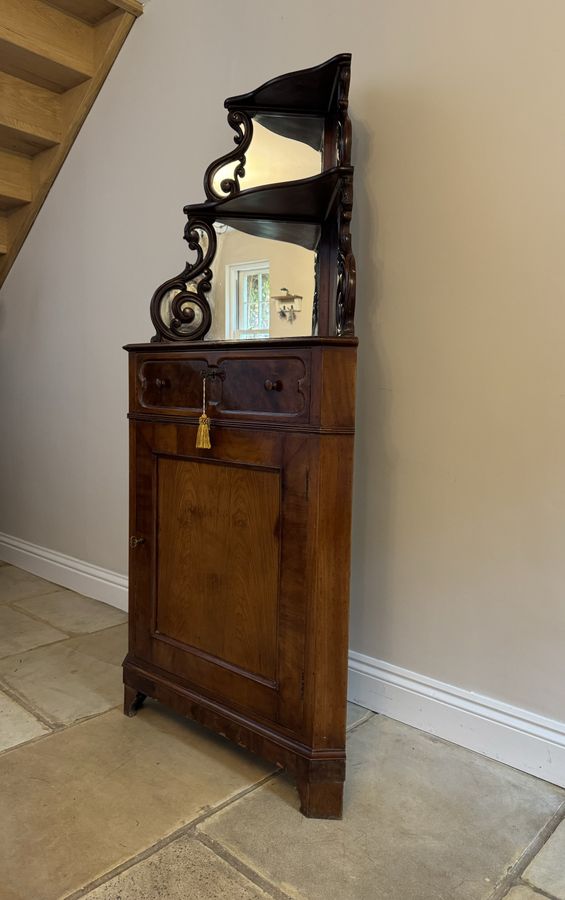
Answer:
123, 657, 346, 818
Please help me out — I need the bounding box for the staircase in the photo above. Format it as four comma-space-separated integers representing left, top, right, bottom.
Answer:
0, 0, 143, 286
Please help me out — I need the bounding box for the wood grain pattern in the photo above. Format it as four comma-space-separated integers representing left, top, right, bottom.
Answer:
0, 4, 141, 287
45, 0, 142, 24
125, 53, 356, 820
136, 351, 311, 424
0, 0, 95, 91
0, 149, 32, 210
0, 71, 61, 155
125, 341, 357, 818
128, 420, 310, 727
0, 216, 7, 254
156, 457, 281, 682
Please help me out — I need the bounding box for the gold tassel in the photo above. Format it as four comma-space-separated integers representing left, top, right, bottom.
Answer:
196, 413, 211, 449
197, 374, 212, 448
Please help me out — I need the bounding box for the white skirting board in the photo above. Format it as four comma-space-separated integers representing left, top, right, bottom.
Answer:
0, 532, 128, 612
348, 650, 565, 789
1, 531, 564, 788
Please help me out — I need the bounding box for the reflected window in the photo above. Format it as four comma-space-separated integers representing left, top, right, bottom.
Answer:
227, 260, 270, 340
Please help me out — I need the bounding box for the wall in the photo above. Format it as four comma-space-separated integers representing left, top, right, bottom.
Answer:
1, 0, 565, 776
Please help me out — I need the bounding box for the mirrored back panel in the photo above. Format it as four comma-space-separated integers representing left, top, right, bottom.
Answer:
149, 54, 355, 343
210, 120, 322, 198
158, 224, 316, 342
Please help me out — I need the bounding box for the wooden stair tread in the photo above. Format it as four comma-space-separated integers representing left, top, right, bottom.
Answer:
0, 72, 62, 155
0, 150, 32, 210
0, 0, 95, 92
0, 217, 8, 254
45, 0, 143, 23
0, 0, 142, 283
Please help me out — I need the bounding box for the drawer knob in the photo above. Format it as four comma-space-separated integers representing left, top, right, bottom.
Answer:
264, 379, 283, 392
129, 536, 145, 549
155, 378, 168, 389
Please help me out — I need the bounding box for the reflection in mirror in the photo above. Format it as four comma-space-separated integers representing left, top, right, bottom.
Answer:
206, 222, 316, 341
212, 120, 321, 197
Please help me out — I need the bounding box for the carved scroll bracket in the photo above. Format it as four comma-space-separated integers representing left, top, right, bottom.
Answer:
204, 110, 254, 201
150, 218, 217, 343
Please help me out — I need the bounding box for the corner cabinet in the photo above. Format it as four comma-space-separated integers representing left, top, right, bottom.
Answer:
124, 55, 358, 819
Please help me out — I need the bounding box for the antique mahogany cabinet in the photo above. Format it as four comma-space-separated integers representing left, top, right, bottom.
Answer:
123, 54, 357, 818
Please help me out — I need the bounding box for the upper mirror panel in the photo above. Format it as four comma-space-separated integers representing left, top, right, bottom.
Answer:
149, 54, 354, 344
210, 119, 322, 198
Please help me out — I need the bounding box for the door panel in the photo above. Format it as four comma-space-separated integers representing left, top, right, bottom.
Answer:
130, 420, 308, 733
156, 457, 280, 683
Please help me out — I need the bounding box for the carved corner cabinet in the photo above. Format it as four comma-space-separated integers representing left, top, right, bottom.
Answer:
124, 54, 357, 819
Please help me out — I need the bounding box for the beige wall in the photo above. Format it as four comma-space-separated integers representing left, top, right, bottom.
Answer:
1, 0, 564, 722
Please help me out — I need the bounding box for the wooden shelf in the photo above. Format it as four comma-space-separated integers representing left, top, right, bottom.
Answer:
225, 53, 350, 116
184, 167, 352, 250
224, 54, 351, 151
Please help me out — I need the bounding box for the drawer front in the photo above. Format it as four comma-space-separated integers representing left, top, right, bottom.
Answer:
135, 351, 310, 423
138, 358, 208, 412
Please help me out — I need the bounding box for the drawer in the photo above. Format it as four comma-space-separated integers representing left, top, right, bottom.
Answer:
135, 351, 311, 423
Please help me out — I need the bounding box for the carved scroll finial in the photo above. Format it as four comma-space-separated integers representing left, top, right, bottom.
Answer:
150, 218, 217, 342
204, 111, 254, 201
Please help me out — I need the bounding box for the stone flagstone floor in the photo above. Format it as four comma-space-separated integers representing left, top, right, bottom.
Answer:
0, 561, 564, 900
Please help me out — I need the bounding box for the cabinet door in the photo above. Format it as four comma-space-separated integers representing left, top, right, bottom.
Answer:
129, 420, 311, 735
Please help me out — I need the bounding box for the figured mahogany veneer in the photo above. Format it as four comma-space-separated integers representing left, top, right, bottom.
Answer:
136, 351, 310, 422
124, 337, 357, 818
125, 54, 358, 819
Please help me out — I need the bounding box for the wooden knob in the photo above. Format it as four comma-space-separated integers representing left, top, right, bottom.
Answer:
264, 379, 283, 392
155, 378, 168, 389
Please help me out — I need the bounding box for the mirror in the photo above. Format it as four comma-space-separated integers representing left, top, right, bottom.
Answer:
207, 223, 315, 340
149, 54, 355, 344
210, 120, 322, 198
158, 224, 316, 342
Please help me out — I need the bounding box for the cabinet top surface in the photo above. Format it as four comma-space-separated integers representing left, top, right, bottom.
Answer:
124, 336, 359, 354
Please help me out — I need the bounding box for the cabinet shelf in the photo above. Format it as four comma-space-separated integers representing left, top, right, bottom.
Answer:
225, 53, 351, 151
184, 167, 352, 250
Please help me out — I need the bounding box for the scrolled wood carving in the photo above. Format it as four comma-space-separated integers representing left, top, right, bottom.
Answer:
312, 254, 320, 335
337, 64, 352, 167
204, 110, 254, 201
336, 175, 356, 337
150, 218, 217, 342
